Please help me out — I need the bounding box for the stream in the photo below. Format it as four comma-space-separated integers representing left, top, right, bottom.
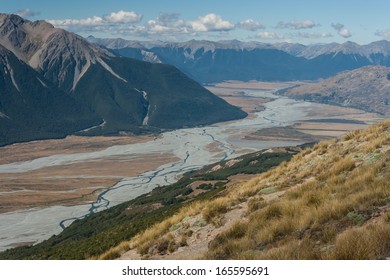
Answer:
0, 90, 345, 251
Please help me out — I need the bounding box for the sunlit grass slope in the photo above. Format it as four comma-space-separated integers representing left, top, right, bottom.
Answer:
107, 120, 390, 260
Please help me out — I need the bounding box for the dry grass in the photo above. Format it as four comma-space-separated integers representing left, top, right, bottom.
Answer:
324, 221, 390, 259
204, 119, 390, 260
98, 120, 390, 260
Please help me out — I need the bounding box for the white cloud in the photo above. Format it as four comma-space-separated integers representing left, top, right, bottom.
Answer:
103, 10, 142, 23
296, 32, 333, 39
146, 19, 178, 33
256, 32, 286, 40
47, 10, 142, 30
16, 8, 40, 18
157, 13, 181, 24
237, 19, 265, 31
375, 29, 390, 40
331, 23, 352, 38
141, 13, 188, 35
48, 11, 234, 39
255, 31, 333, 42
276, 19, 318, 30
136, 13, 235, 37
189, 13, 235, 32
49, 16, 104, 27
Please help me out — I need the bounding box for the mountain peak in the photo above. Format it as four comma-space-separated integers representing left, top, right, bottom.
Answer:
0, 14, 122, 91
0, 13, 25, 26
0, 13, 247, 146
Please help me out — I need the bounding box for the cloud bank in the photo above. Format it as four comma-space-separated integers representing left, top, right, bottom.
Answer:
237, 19, 265, 31
43, 10, 362, 43
48, 10, 143, 28
256, 32, 286, 40
375, 29, 390, 40
48, 11, 238, 39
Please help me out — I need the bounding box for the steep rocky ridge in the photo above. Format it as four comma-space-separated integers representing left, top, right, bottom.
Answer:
0, 43, 98, 145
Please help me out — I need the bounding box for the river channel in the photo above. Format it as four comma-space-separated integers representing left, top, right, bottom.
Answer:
0, 88, 375, 251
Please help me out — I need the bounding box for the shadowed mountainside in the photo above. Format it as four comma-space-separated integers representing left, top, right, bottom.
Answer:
89, 37, 390, 83
0, 14, 246, 146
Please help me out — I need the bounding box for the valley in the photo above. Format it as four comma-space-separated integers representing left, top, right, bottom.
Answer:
0, 81, 383, 253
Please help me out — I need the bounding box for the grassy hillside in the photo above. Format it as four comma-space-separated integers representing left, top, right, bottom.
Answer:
0, 146, 299, 259
102, 120, 390, 260
2, 121, 388, 260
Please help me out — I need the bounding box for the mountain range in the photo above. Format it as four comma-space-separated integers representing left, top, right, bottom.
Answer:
88, 36, 390, 83
2, 13, 390, 147
0, 14, 246, 146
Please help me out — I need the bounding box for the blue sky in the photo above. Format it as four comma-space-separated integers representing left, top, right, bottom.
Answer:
3, 0, 390, 44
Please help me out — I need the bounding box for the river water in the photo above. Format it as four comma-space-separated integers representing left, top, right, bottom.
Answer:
0, 90, 352, 251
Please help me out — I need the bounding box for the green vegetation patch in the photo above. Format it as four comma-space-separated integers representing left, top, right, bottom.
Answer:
260, 186, 278, 195
346, 211, 368, 226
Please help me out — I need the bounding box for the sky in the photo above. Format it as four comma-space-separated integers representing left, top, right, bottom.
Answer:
3, 0, 390, 45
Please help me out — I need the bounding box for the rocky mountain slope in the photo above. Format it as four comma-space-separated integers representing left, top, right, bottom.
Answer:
0, 43, 99, 145
89, 38, 390, 83
0, 14, 246, 146
282, 65, 390, 115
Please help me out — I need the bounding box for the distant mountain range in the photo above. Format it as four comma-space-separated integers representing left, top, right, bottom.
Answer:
0, 14, 246, 146
88, 36, 390, 83
281, 65, 390, 115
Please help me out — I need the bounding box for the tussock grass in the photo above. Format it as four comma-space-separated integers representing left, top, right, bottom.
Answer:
247, 196, 266, 213
204, 120, 390, 260
324, 222, 390, 259
203, 198, 230, 225
100, 120, 390, 260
